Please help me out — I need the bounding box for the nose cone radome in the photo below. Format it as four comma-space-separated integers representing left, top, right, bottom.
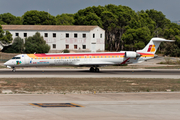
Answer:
4, 61, 9, 66
4, 62, 7, 66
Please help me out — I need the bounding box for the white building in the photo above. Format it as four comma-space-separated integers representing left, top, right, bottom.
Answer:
2, 25, 105, 52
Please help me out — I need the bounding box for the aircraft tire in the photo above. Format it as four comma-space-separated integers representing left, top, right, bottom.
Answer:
95, 68, 99, 72
90, 67, 94, 72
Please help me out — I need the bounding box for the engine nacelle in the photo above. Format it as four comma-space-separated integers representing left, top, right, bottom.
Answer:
125, 51, 141, 58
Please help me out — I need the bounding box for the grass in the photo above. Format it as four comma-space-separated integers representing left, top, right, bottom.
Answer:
158, 57, 180, 65
0, 66, 6, 68
0, 78, 180, 94
145, 66, 180, 69
0, 52, 18, 63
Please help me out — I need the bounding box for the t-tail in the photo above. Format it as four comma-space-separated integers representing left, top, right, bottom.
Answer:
136, 37, 175, 54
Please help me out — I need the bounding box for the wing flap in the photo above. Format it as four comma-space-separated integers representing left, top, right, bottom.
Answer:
77, 62, 114, 66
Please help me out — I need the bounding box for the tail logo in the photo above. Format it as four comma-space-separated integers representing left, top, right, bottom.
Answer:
147, 45, 155, 52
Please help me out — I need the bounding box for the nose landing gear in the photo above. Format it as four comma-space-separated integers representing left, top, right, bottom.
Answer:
89, 67, 99, 72
12, 67, 16, 72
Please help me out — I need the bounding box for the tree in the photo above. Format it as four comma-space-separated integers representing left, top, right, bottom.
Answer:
146, 9, 170, 29
2, 37, 24, 53
101, 10, 117, 51
56, 14, 74, 25
25, 32, 50, 53
23, 10, 56, 25
0, 25, 13, 47
163, 23, 180, 56
74, 6, 104, 27
122, 27, 152, 51
74, 12, 102, 27
0, 13, 22, 25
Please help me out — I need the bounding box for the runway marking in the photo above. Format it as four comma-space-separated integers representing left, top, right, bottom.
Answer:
29, 103, 83, 107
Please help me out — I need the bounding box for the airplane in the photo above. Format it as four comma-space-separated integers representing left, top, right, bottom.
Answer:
4, 37, 174, 72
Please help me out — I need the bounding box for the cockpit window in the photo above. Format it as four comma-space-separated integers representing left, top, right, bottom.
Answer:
12, 57, 21, 59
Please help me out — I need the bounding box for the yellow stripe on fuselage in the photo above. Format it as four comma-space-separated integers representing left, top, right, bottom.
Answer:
27, 54, 124, 59
141, 55, 154, 57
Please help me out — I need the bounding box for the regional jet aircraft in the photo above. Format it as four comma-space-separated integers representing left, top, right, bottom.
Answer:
4, 38, 174, 72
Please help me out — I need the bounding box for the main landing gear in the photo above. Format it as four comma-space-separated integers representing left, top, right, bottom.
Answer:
89, 67, 99, 72
12, 67, 16, 72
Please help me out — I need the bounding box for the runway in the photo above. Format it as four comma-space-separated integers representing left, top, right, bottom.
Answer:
0, 68, 180, 78
0, 93, 180, 120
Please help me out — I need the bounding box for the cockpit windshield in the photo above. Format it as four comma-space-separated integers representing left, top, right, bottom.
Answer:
12, 57, 21, 59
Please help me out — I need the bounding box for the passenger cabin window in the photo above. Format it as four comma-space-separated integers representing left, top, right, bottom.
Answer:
45, 33, 48, 37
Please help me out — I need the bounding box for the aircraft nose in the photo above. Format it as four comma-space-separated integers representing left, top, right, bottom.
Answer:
4, 61, 9, 66
4, 62, 7, 66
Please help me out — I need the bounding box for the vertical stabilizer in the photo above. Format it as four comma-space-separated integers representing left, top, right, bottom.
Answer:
136, 38, 174, 54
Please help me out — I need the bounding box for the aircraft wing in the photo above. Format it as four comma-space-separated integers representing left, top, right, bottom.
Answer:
77, 62, 114, 67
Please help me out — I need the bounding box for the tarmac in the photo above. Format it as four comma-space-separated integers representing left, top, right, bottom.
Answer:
0, 68, 180, 79
0, 92, 180, 120
0, 56, 180, 120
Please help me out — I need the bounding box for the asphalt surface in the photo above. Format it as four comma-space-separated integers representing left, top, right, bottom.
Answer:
0, 93, 180, 120
0, 69, 180, 78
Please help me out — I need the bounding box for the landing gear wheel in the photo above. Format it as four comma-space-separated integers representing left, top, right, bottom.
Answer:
95, 68, 99, 72
90, 67, 94, 72
12, 67, 16, 72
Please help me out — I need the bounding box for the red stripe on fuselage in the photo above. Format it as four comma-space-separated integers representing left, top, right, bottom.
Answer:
137, 53, 154, 55
34, 53, 125, 57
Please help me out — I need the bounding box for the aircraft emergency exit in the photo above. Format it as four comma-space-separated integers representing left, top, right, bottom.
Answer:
4, 37, 174, 72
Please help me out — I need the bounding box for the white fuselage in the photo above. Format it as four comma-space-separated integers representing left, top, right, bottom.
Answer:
4, 52, 154, 68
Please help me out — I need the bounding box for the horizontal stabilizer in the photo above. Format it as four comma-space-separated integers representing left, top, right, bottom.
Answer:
137, 37, 175, 54
152, 38, 175, 42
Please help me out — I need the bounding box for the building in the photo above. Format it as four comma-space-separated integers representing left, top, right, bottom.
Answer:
1, 25, 105, 52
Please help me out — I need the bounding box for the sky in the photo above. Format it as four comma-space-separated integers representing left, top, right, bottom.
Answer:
0, 0, 179, 21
